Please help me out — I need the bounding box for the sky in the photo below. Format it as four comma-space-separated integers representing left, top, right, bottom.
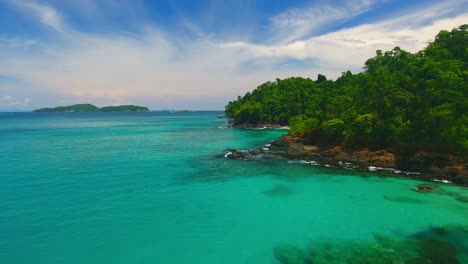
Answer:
0, 0, 467, 111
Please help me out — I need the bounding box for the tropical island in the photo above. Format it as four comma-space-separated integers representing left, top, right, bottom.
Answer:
225, 25, 468, 185
33, 104, 149, 112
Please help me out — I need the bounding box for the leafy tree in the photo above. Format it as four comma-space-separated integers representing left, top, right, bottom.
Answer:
322, 119, 345, 138
289, 116, 320, 135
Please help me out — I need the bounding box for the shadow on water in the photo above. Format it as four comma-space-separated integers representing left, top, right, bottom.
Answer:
173, 154, 363, 185
172, 154, 292, 184
383, 195, 425, 204
273, 225, 468, 264
169, 159, 264, 185
262, 184, 295, 197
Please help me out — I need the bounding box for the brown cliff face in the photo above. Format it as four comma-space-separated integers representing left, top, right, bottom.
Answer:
270, 135, 468, 185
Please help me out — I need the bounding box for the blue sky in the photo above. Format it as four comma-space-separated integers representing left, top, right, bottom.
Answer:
0, 0, 467, 110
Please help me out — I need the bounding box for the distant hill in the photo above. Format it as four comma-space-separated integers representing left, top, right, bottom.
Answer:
33, 104, 149, 112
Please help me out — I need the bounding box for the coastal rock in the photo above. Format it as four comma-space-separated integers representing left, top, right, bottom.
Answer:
225, 149, 250, 160
225, 148, 267, 160
226, 134, 467, 185
267, 135, 468, 186
413, 184, 438, 193
249, 149, 263, 155
225, 146, 288, 161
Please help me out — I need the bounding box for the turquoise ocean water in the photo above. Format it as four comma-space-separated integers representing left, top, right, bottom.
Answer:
1, 112, 467, 263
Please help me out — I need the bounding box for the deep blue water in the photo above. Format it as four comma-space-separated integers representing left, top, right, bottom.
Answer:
1, 112, 467, 263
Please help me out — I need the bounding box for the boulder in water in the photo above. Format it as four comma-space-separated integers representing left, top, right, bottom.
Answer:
413, 184, 438, 193
249, 149, 263, 155
225, 149, 250, 160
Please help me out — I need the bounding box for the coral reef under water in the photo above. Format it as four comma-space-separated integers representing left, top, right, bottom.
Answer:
273, 225, 468, 264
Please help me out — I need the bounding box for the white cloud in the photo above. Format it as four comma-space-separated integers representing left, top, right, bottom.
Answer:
0, 95, 32, 108
268, 0, 383, 43
0, 0, 467, 110
222, 1, 468, 72
0, 37, 38, 48
9, 0, 66, 32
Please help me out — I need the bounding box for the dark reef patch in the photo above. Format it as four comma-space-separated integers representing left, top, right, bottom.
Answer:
383, 195, 425, 204
273, 225, 468, 264
455, 195, 468, 203
262, 184, 294, 197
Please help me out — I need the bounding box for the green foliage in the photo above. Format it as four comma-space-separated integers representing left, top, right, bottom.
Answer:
322, 119, 345, 138
316, 74, 327, 84
34, 104, 149, 112
347, 114, 376, 145
225, 25, 468, 156
289, 115, 320, 135
233, 101, 262, 124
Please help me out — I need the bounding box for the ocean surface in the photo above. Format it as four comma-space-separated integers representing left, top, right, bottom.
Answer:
1, 112, 467, 264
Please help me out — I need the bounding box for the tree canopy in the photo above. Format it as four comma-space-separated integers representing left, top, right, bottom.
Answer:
225, 25, 468, 156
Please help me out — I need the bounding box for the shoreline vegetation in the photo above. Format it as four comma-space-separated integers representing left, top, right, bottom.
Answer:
33, 103, 149, 112
224, 25, 467, 185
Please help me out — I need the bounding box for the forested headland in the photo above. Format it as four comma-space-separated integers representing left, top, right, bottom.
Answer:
226, 25, 467, 158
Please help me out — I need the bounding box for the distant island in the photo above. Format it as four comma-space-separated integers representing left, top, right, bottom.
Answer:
33, 104, 149, 112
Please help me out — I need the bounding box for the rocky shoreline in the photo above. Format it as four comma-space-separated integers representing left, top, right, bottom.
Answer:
225, 135, 468, 186
232, 123, 290, 130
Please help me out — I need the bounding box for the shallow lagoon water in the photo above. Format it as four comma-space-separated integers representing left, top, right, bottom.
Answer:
1, 112, 467, 263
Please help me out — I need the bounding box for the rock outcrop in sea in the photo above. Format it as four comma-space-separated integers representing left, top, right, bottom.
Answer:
225, 135, 468, 186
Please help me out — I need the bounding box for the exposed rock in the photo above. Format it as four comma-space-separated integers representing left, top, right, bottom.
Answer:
413, 184, 438, 193
249, 149, 263, 155
225, 134, 467, 185
267, 135, 468, 186
225, 148, 270, 160
225, 149, 250, 160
